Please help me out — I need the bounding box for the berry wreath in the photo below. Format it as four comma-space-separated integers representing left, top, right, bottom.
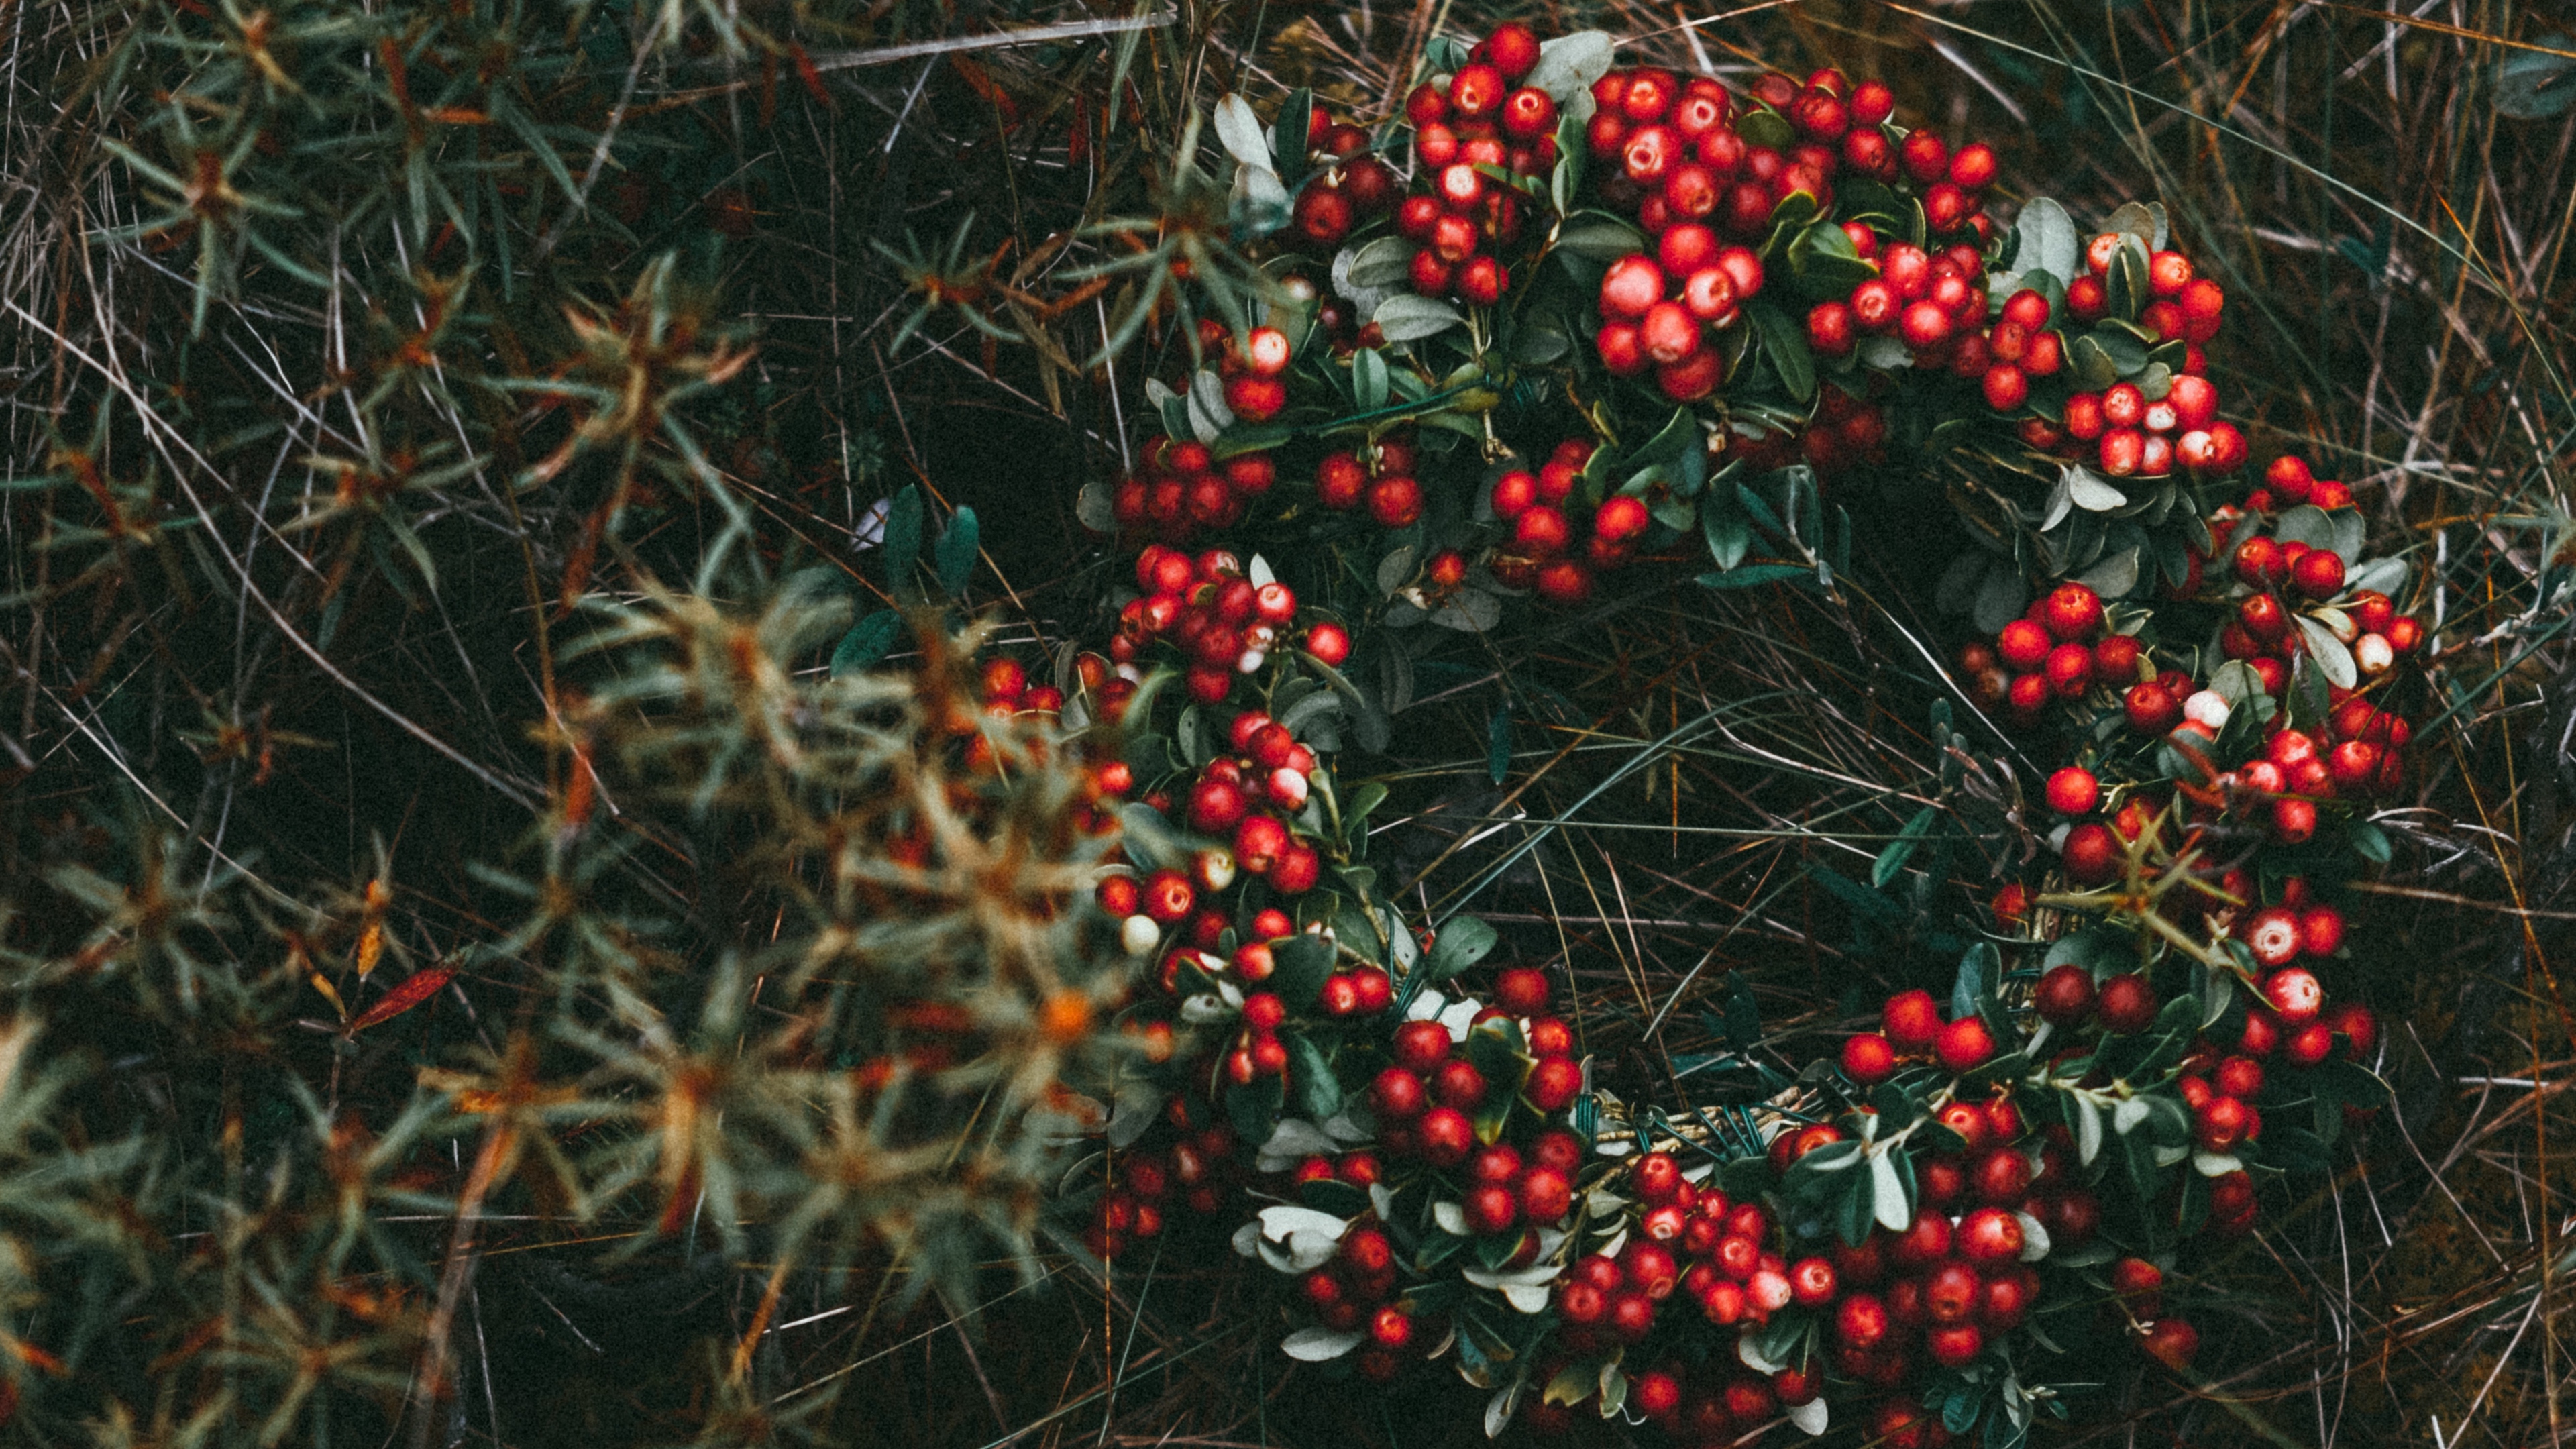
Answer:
828, 23, 2434, 1447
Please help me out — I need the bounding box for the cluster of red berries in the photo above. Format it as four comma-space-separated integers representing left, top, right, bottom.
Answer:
1109, 436, 1278, 544
1212, 321, 1295, 422
1485, 437, 1648, 602
1110, 544, 1351, 704
1271, 967, 1586, 1381
1807, 239, 1997, 370
1394, 25, 1557, 307
1588, 67, 1994, 245
1367, 969, 1584, 1170
1179, 707, 1334, 893
1084, 1109, 1244, 1259
1289, 111, 1402, 249
1295, 1221, 1415, 1381
1534, 1177, 1821, 1439
1313, 431, 1427, 529
1836, 987, 2255, 1381
1990, 239, 2243, 478
1591, 234, 1762, 401
1958, 579, 2124, 730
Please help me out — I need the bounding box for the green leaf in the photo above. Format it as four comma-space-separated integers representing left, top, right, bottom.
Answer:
1271, 88, 1315, 183
829, 610, 904, 678
1553, 211, 1647, 262
2309, 1058, 2392, 1109
2349, 818, 2392, 864
1696, 563, 1811, 590
2066, 333, 2121, 390
1788, 219, 1875, 291
1426, 917, 1499, 983
1746, 299, 1815, 402
1289, 1032, 1344, 1119
1837, 1165, 1878, 1245
2105, 200, 2170, 251
1524, 30, 1617, 103
1372, 294, 1464, 343
936, 506, 979, 595
1874, 806, 1938, 888
883, 485, 925, 592
1950, 942, 1996, 1020
2262, 1124, 2331, 1173
1228, 1075, 1285, 1147
1271, 934, 1336, 1010
1353, 347, 1389, 411
1703, 502, 1751, 571
1488, 705, 1513, 784
2013, 197, 2081, 285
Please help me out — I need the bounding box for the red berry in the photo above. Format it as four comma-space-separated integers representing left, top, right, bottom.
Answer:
1841, 1032, 1898, 1085
2045, 766, 2101, 815
1957, 1206, 2024, 1264
1883, 989, 1942, 1049
2096, 972, 2157, 1034
1935, 1016, 1996, 1074
2062, 822, 2121, 883
2035, 964, 2096, 1026
2039, 582, 2105, 641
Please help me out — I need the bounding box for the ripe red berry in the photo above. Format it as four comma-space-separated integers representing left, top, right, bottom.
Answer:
2263, 966, 2323, 1026
1493, 966, 1550, 1016
2045, 766, 2101, 815
1371, 1067, 1425, 1119
1841, 1032, 1898, 1085
2035, 964, 2095, 1026
2096, 972, 2158, 1034
2062, 822, 2121, 883
2039, 582, 2104, 641
1883, 989, 1942, 1049
1957, 1206, 2024, 1264
1593, 494, 1652, 544
1599, 254, 1664, 318
2291, 547, 2346, 600
1417, 1105, 1475, 1166
2142, 1317, 2200, 1371
1935, 1015, 1996, 1074
1508, 1054, 1577, 1113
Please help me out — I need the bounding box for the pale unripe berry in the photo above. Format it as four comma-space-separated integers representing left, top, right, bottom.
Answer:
1122, 914, 1162, 956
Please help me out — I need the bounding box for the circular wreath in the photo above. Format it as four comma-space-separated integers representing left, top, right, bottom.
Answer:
940, 25, 2440, 1446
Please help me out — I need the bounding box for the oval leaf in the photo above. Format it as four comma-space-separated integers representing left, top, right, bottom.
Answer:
1524, 31, 1616, 103
2014, 197, 2081, 282
1371, 294, 1463, 343
1282, 1326, 1366, 1362
2296, 614, 2359, 689
2063, 464, 2128, 512
1213, 94, 1274, 172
